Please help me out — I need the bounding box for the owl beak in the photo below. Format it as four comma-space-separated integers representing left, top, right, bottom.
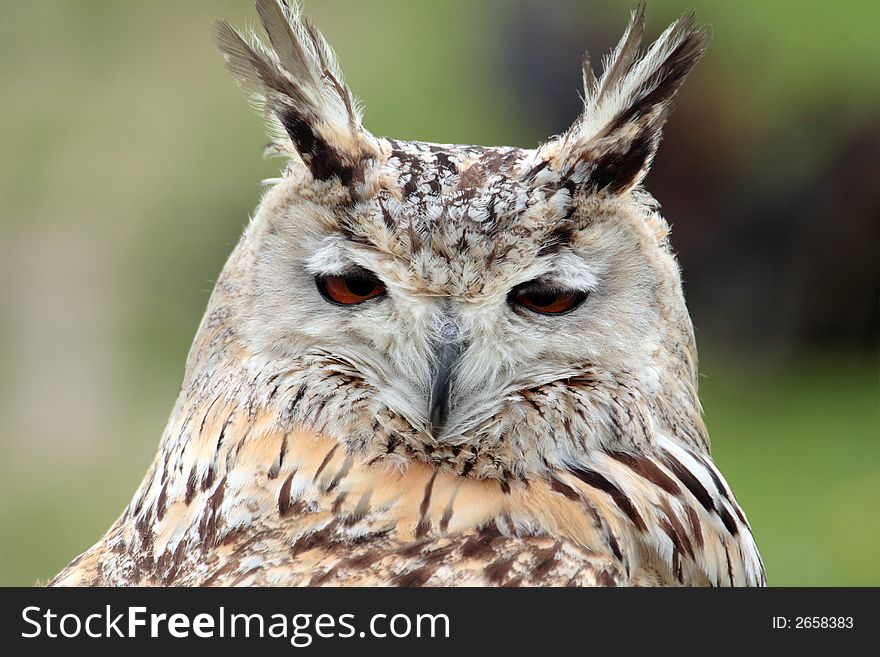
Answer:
428, 321, 462, 435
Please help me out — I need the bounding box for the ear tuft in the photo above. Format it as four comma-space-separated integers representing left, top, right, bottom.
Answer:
215, 0, 376, 187
552, 2, 708, 194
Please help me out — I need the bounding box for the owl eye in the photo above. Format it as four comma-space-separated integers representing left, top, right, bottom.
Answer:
509, 281, 588, 315
316, 270, 386, 305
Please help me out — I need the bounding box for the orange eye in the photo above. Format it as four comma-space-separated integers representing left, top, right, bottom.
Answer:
316, 272, 386, 305
510, 282, 588, 315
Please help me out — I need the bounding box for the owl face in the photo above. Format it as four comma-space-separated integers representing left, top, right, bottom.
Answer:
215, 1, 708, 477
237, 139, 681, 471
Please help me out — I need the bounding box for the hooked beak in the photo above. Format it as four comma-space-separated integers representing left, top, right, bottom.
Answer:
428, 321, 462, 435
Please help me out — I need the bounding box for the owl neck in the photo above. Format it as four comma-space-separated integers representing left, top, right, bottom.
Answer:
51, 306, 760, 586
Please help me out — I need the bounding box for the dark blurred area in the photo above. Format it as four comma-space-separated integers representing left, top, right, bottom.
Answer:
0, 0, 877, 586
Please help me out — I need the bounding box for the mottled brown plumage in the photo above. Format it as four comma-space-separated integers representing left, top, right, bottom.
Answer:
51, 0, 764, 587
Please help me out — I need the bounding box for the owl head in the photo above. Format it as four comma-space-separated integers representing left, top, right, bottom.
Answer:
207, 1, 709, 482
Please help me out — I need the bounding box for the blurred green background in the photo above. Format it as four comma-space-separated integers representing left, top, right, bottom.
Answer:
0, 0, 877, 586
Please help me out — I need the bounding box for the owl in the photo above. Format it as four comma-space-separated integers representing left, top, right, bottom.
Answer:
50, 0, 764, 587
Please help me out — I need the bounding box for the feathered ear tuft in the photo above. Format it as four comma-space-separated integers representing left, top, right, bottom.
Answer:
552, 2, 708, 194
215, 0, 377, 187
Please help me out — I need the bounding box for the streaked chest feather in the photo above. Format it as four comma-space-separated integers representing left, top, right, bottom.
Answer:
52, 361, 763, 587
